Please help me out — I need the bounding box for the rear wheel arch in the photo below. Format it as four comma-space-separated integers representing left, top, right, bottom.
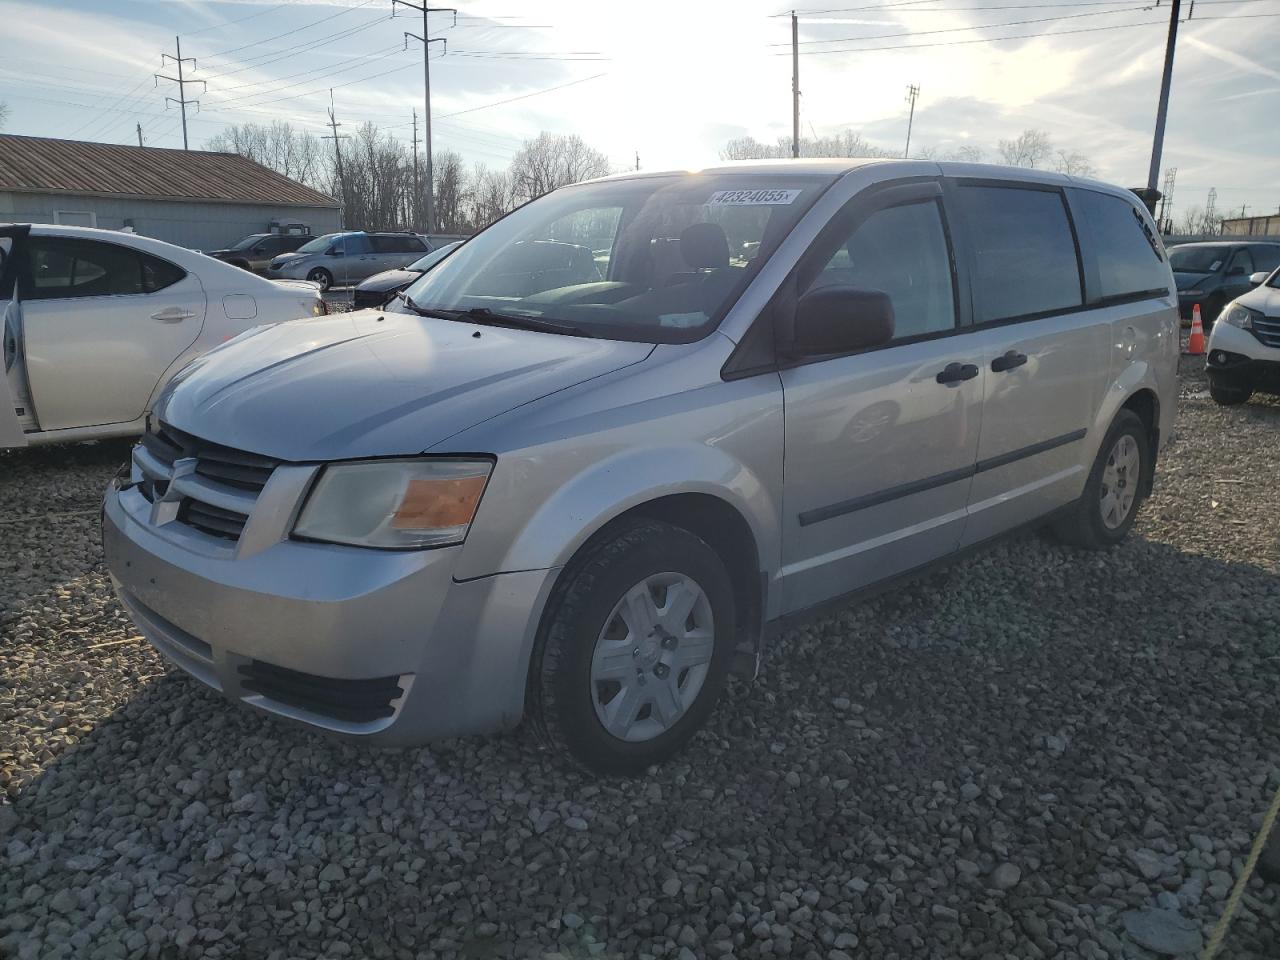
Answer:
1120, 388, 1160, 496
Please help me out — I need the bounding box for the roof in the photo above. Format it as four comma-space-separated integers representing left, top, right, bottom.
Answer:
1170, 239, 1280, 248
0, 135, 339, 208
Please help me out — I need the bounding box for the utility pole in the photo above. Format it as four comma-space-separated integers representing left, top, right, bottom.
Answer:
1145, 0, 1181, 201
136, 123, 144, 147
904, 84, 920, 159
323, 90, 351, 224
156, 36, 204, 150
635, 150, 640, 172
1238, 203, 1248, 218
411, 108, 421, 229
394, 0, 456, 234
791, 11, 800, 159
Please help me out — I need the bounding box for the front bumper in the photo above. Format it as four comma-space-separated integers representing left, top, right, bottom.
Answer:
266, 260, 308, 280
103, 479, 557, 744
1205, 322, 1280, 394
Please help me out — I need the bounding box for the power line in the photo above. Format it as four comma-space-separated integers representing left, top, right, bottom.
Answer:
199, 15, 394, 81
435, 73, 609, 119
201, 0, 377, 62
204, 45, 409, 108
205, 43, 405, 94
181, 2, 295, 37
776, 4, 1156, 46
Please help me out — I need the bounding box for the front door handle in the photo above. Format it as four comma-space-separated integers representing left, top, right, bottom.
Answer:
991, 350, 1028, 373
936, 362, 979, 385
151, 308, 194, 323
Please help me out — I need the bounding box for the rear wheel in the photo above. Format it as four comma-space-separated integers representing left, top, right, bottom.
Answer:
1052, 410, 1150, 549
1209, 380, 1252, 406
307, 268, 333, 291
529, 519, 736, 775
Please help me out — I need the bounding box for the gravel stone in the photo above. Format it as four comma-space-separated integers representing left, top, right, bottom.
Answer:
2, 351, 1278, 958
1122, 908, 1205, 956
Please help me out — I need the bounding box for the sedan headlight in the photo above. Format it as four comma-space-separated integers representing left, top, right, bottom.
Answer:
294, 458, 492, 549
1222, 303, 1258, 330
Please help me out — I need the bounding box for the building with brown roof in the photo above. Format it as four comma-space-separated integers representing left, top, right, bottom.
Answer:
0, 135, 342, 250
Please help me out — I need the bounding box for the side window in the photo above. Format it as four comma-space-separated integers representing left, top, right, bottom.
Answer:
1227, 249, 1254, 276
140, 252, 186, 293
1074, 190, 1169, 299
346, 235, 372, 255
403, 236, 427, 252
1253, 247, 1280, 273
954, 185, 1082, 322
807, 200, 956, 340
24, 237, 147, 300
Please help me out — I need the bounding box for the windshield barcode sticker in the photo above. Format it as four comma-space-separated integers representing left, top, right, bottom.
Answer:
708, 189, 802, 206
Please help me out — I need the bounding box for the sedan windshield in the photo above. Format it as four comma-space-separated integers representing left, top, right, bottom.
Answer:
398, 174, 833, 342
296, 233, 341, 254
1169, 245, 1229, 273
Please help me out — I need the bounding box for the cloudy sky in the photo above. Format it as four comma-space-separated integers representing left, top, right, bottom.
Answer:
2, 0, 1277, 225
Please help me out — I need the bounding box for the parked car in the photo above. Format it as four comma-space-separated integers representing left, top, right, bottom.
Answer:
1168, 240, 1280, 325
353, 241, 462, 309
266, 231, 431, 291
0, 224, 326, 449
205, 233, 314, 274
102, 161, 1177, 774
1204, 265, 1280, 405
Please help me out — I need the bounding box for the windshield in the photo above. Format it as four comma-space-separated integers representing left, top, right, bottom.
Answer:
398, 174, 833, 342
229, 234, 267, 251
296, 233, 341, 254
408, 242, 461, 272
1169, 245, 1229, 273
1269, 269, 1280, 290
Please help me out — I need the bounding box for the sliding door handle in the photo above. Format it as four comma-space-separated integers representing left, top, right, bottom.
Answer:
936, 362, 979, 385
991, 350, 1028, 373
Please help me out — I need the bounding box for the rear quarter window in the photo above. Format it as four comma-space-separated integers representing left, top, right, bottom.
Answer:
1073, 189, 1169, 300
953, 184, 1082, 323
1250, 245, 1280, 273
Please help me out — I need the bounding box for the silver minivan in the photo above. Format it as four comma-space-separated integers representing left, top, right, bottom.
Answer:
266, 231, 431, 290
103, 160, 1178, 774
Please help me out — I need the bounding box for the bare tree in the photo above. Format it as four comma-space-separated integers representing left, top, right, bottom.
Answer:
1054, 150, 1096, 178
509, 133, 610, 202
1177, 205, 1222, 237
433, 151, 471, 233
998, 129, 1053, 168
721, 131, 894, 161
469, 163, 520, 228
207, 122, 324, 188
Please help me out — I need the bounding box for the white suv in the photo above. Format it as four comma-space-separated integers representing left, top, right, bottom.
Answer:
1205, 266, 1280, 405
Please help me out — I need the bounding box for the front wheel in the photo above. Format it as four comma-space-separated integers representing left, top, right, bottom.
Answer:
529, 519, 736, 775
1210, 380, 1252, 406
307, 268, 333, 291
1051, 410, 1150, 549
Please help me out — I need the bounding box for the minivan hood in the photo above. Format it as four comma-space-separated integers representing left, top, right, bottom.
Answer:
155, 309, 653, 461
356, 268, 420, 293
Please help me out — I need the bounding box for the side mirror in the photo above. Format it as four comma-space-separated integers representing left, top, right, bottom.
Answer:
328, 247, 344, 257
251, 245, 265, 255
790, 286, 895, 357
1249, 271, 1268, 286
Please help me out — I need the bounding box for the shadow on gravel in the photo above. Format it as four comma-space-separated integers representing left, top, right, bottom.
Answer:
5, 527, 1279, 957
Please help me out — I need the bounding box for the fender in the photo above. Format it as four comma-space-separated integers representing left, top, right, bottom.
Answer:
1087, 356, 1162, 466
454, 440, 782, 586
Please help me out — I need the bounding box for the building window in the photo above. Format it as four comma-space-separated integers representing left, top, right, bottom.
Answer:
53, 211, 97, 227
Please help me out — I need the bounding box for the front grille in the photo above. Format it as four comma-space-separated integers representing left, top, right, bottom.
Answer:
1251, 314, 1280, 348
135, 423, 281, 542
237, 661, 405, 724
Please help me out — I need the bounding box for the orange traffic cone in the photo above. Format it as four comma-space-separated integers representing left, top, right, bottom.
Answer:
1187, 304, 1206, 356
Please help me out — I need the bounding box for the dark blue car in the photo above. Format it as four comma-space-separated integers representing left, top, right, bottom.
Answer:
1169, 240, 1280, 325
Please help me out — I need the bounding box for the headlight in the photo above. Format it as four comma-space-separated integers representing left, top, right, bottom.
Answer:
293, 458, 493, 549
1222, 303, 1258, 330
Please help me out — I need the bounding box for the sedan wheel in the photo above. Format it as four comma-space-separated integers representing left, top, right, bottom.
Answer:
307, 268, 332, 291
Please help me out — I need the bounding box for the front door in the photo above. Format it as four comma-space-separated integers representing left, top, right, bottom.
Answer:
20, 233, 206, 432
779, 182, 984, 614
1222, 247, 1256, 306
341, 234, 377, 284
944, 181, 1109, 546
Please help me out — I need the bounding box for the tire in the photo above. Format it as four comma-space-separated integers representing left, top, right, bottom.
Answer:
1209, 380, 1252, 406
1051, 410, 1150, 549
1203, 294, 1225, 329
307, 268, 333, 291
529, 518, 737, 776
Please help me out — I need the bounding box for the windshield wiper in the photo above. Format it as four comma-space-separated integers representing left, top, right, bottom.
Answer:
395, 294, 594, 338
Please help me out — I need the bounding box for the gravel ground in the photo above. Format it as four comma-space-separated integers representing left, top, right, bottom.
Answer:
2, 350, 1278, 960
